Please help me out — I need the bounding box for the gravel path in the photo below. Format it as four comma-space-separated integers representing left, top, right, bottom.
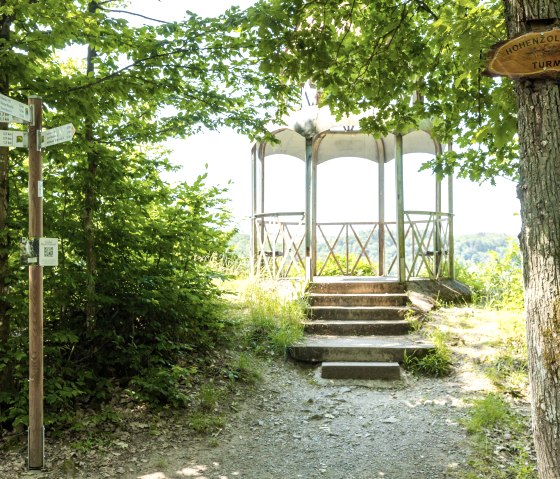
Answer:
125, 362, 471, 479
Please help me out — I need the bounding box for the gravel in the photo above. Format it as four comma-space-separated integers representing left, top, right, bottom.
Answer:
1, 362, 473, 479
128, 363, 469, 479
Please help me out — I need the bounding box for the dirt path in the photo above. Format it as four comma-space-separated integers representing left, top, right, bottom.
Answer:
117, 363, 472, 479
4, 307, 522, 479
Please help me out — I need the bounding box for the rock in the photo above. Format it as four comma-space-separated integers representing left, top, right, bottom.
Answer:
381, 416, 398, 424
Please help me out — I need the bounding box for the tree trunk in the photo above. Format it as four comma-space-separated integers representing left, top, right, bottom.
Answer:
504, 1, 560, 477
0, 9, 12, 396
84, 1, 98, 332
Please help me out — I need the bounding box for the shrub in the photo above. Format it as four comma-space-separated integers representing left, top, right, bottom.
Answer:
456, 240, 524, 310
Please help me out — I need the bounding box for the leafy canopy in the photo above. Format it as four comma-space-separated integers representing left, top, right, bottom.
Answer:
242, 0, 518, 182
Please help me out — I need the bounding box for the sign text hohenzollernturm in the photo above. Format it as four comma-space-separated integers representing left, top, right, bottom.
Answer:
486, 29, 560, 78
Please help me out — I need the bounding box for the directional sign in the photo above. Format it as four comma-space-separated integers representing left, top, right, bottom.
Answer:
0, 93, 31, 123
40, 124, 75, 148
0, 130, 28, 148
0, 111, 22, 123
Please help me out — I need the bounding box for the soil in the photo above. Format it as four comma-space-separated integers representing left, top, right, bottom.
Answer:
1, 307, 530, 479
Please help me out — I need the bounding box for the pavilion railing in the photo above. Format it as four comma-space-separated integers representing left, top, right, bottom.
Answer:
252, 212, 306, 279
315, 222, 381, 276
400, 211, 452, 281
252, 211, 452, 280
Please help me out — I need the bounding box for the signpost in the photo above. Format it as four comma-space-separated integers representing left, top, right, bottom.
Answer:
0, 93, 74, 470
40, 124, 76, 149
486, 29, 560, 78
0, 93, 32, 123
0, 130, 28, 148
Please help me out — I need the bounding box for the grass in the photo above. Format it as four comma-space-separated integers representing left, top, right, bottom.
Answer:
403, 328, 452, 377
427, 305, 535, 479
228, 279, 306, 357
460, 393, 536, 479
189, 412, 226, 434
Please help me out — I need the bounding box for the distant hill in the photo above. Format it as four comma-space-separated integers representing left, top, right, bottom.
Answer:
229, 232, 516, 265
455, 233, 516, 264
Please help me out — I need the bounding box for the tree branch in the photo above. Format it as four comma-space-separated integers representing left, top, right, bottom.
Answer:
103, 8, 171, 24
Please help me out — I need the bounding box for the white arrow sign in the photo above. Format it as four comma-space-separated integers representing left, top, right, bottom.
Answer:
40, 124, 75, 148
0, 93, 31, 124
0, 130, 28, 148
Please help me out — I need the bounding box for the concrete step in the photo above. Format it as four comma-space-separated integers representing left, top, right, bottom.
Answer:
309, 280, 405, 295
304, 320, 411, 336
309, 293, 408, 307
309, 306, 409, 321
321, 361, 401, 380
290, 335, 434, 363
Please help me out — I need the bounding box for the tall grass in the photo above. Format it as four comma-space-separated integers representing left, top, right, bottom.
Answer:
229, 280, 306, 356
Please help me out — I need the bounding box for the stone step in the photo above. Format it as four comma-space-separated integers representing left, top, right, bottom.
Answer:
309, 280, 405, 295
304, 320, 411, 336
290, 335, 434, 363
321, 361, 401, 380
309, 293, 408, 307
309, 306, 409, 321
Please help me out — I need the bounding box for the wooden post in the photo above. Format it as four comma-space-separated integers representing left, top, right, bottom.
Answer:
447, 142, 455, 280
304, 137, 312, 282
28, 95, 43, 470
395, 134, 406, 282
378, 140, 385, 276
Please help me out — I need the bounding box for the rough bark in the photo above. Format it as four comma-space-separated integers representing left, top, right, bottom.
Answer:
84, 1, 98, 332
0, 8, 12, 396
504, 1, 560, 477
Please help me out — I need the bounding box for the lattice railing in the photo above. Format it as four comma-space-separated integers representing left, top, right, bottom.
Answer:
253, 212, 306, 279
252, 212, 452, 280
403, 211, 451, 280
315, 222, 379, 276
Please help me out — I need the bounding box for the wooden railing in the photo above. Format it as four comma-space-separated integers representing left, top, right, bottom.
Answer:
252, 211, 452, 280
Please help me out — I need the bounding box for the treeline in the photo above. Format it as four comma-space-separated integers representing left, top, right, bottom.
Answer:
0, 2, 289, 431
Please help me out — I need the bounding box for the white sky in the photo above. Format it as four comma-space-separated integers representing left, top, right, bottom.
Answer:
133, 0, 521, 236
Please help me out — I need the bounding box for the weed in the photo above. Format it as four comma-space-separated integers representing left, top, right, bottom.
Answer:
189, 412, 226, 433
464, 393, 512, 434
234, 352, 262, 383
403, 329, 452, 377
198, 384, 222, 412
404, 309, 423, 332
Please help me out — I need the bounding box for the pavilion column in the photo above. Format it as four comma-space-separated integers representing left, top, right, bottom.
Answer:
305, 137, 313, 282
250, 145, 258, 277
447, 142, 455, 279
435, 142, 443, 278
378, 141, 386, 276
395, 133, 406, 282
311, 137, 318, 278
258, 146, 266, 276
